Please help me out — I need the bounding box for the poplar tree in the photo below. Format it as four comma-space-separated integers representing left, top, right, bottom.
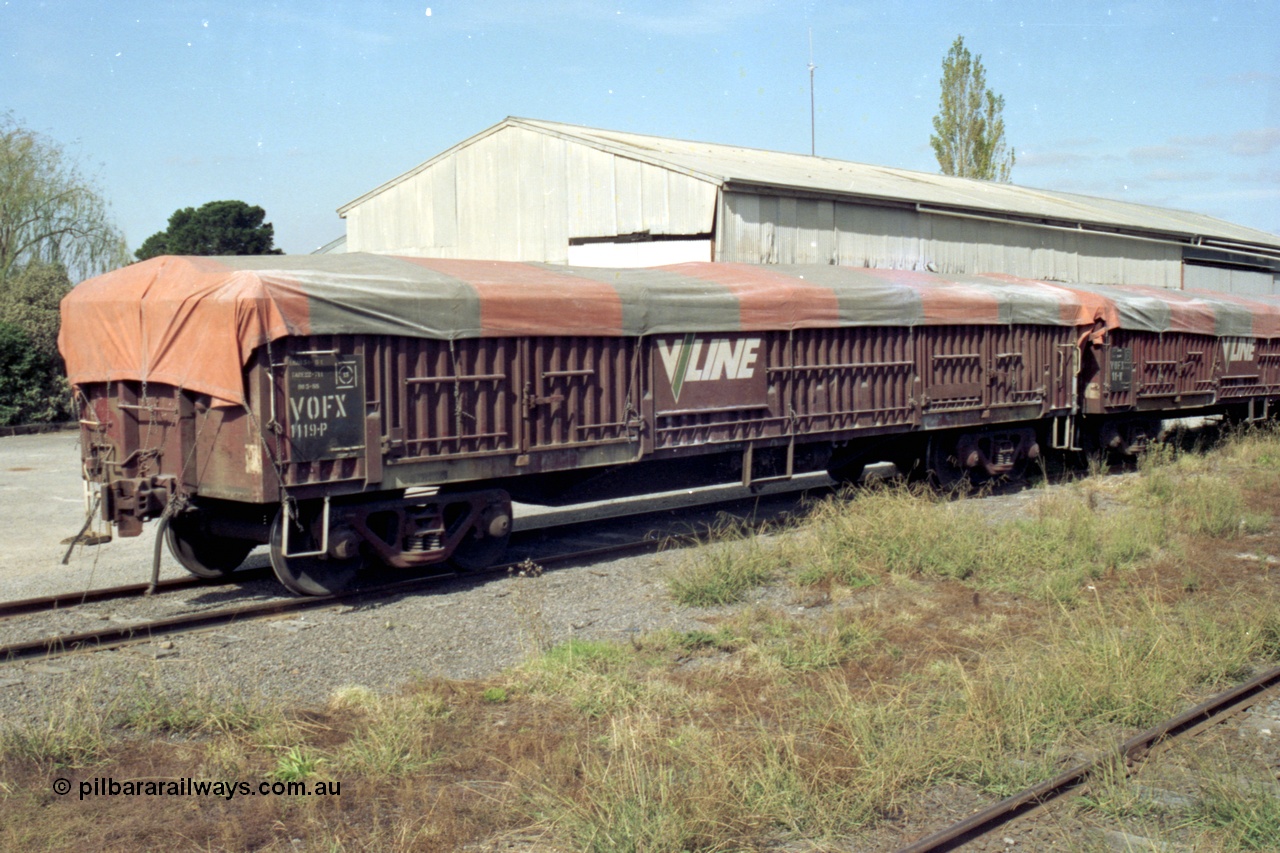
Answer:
930, 36, 1015, 182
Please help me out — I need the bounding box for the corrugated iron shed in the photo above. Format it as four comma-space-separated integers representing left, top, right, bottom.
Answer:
342, 117, 1279, 255
336, 118, 1279, 293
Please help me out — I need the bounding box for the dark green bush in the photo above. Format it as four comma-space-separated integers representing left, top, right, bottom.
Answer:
0, 262, 73, 424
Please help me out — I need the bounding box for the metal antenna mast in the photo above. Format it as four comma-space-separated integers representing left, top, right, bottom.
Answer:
808, 27, 816, 156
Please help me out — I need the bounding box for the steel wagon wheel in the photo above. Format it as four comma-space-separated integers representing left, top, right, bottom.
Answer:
269, 505, 364, 596
166, 515, 254, 579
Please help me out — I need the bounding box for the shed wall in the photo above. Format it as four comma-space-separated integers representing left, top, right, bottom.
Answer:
720, 191, 1184, 288
1183, 264, 1280, 296
345, 126, 719, 263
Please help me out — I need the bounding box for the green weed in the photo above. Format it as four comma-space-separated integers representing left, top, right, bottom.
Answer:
1193, 774, 1280, 851
666, 516, 777, 606
271, 745, 325, 782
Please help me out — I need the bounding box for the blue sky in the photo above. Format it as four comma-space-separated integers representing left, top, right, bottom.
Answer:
4, 1, 1278, 257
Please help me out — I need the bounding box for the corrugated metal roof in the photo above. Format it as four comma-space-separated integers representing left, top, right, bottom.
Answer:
342, 117, 1279, 255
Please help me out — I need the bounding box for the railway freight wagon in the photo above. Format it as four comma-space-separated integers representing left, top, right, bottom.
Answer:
59, 255, 1280, 594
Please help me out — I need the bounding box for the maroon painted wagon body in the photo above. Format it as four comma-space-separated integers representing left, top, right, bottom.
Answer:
60, 256, 1280, 593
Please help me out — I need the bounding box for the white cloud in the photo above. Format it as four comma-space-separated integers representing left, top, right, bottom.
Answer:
1229, 128, 1280, 156
1128, 144, 1189, 162
1143, 169, 1217, 182
1168, 128, 1280, 157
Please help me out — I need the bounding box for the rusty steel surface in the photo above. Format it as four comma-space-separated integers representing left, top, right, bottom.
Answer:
0, 576, 235, 620
0, 594, 343, 664
1085, 329, 1280, 415
79, 320, 1280, 531
789, 326, 916, 435
65, 258, 1280, 552
1105, 331, 1218, 411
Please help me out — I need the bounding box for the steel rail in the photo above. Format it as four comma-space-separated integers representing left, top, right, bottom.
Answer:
0, 525, 673, 624
0, 571, 272, 620
0, 513, 665, 622
895, 664, 1280, 853
0, 536, 660, 664
5, 476, 814, 622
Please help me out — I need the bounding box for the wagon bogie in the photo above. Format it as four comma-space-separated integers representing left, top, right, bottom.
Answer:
924, 426, 1041, 486
1094, 416, 1163, 457
262, 487, 513, 594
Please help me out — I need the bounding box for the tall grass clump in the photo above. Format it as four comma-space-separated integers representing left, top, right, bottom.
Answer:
817, 590, 1280, 803
0, 674, 128, 767
946, 592, 1280, 758
805, 680, 966, 818
543, 714, 719, 852
517, 638, 685, 718
0, 705, 114, 768
117, 683, 275, 736
540, 707, 899, 849
666, 516, 778, 606
788, 481, 1165, 600
1221, 420, 1280, 471
789, 482, 990, 584
1192, 773, 1280, 851
1170, 474, 1269, 538
1135, 433, 1270, 537
330, 687, 452, 777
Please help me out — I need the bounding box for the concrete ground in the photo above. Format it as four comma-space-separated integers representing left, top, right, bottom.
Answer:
0, 429, 185, 600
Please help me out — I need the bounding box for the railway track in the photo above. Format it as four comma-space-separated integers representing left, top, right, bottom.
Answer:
0, 571, 271, 620
895, 666, 1280, 852
0, 536, 662, 665
11, 444, 1167, 632
0, 454, 1168, 670
3, 472, 829, 641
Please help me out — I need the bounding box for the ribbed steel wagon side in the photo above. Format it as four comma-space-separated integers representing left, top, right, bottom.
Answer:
1070, 283, 1280, 453
60, 256, 1280, 594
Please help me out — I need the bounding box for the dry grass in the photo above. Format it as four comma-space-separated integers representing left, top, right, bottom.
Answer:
666, 515, 779, 606
4, 422, 1280, 851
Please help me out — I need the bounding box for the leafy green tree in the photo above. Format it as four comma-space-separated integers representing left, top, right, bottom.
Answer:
0, 261, 67, 358
929, 36, 1015, 182
0, 322, 50, 424
0, 114, 129, 282
135, 200, 286, 259
0, 262, 74, 424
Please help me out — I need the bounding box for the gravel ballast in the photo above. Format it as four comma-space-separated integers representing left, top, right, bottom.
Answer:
0, 431, 774, 726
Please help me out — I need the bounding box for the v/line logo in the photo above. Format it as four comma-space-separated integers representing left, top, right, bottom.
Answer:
1222, 337, 1256, 364
658, 334, 762, 403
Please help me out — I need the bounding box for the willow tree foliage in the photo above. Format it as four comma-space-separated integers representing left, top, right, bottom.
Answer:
929, 36, 1015, 182
0, 115, 128, 283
